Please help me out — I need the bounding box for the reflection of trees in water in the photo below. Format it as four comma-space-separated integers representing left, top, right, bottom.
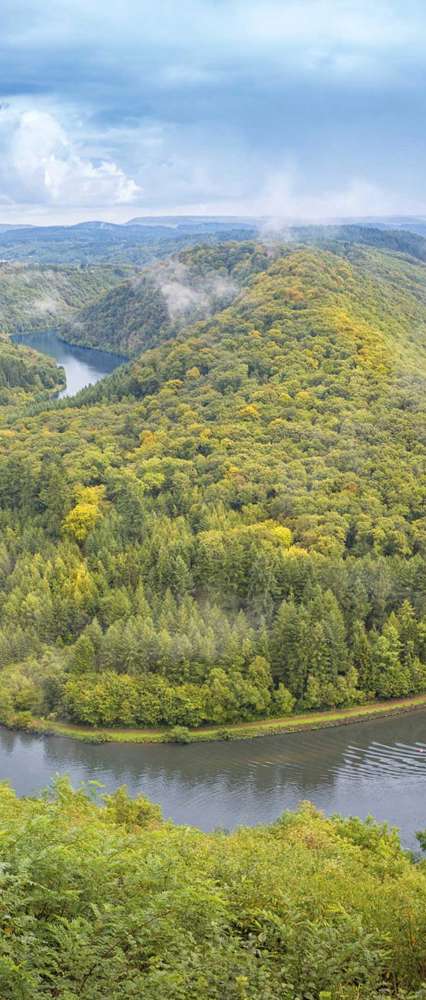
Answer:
1, 710, 425, 826
39, 727, 354, 800
0, 728, 45, 756
0, 729, 22, 755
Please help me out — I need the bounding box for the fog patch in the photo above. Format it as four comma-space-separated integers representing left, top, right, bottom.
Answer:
31, 294, 62, 316
160, 272, 238, 323
137, 257, 240, 325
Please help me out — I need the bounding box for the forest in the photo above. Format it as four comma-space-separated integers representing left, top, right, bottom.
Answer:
60, 242, 271, 356
0, 235, 426, 729
0, 779, 424, 998
0, 218, 257, 265
0, 261, 129, 334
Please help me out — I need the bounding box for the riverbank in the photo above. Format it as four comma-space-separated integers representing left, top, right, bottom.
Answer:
8, 692, 426, 744
11, 329, 125, 399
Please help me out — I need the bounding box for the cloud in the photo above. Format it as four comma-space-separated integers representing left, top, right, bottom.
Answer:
0, 1, 425, 222
0, 107, 140, 209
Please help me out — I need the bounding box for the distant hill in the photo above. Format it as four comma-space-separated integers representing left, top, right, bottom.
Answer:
292, 223, 426, 261
0, 262, 131, 335
0, 219, 258, 265
2, 216, 426, 268
377, 218, 426, 239
0, 224, 28, 233
127, 215, 257, 231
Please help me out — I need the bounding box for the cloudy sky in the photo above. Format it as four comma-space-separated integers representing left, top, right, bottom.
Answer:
0, 0, 425, 224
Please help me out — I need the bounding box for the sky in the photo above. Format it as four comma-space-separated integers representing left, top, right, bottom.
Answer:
0, 0, 425, 224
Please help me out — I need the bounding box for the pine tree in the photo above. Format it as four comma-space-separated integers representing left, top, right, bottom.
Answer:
351, 620, 375, 693
271, 596, 309, 699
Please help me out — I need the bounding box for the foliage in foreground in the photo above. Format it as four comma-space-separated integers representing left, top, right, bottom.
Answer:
0, 780, 425, 998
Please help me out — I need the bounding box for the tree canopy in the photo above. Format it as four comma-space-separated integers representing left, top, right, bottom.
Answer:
2, 238, 426, 728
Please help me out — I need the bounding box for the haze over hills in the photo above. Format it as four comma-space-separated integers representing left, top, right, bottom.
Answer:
59, 224, 426, 356
1, 214, 426, 265
60, 241, 271, 355
0, 218, 259, 265
4, 216, 426, 352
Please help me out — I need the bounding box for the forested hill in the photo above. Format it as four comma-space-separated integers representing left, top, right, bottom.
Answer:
60, 242, 271, 355
71, 243, 426, 567
288, 222, 426, 262
0, 261, 131, 334
59, 225, 426, 358
0, 219, 258, 265
2, 241, 426, 727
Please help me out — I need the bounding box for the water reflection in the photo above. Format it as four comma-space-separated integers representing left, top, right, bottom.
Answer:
12, 331, 124, 397
1, 710, 426, 846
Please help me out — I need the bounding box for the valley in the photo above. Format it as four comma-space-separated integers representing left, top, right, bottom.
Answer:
12, 330, 124, 397
1, 227, 426, 737
2, 224, 426, 998
3, 3, 426, 994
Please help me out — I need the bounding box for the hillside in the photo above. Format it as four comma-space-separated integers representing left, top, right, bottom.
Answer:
59, 226, 426, 358
2, 217, 425, 269
289, 222, 426, 262
0, 334, 65, 404
61, 242, 271, 355
0, 219, 258, 265
0, 262, 131, 335
1, 243, 426, 726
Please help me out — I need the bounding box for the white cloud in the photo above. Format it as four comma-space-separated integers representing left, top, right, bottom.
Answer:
0, 107, 141, 208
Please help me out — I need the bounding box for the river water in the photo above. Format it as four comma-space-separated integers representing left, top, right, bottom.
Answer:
7, 331, 426, 848
1, 711, 426, 847
12, 330, 124, 396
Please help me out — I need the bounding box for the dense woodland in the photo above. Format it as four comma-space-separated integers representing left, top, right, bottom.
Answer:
1, 235, 426, 728
0, 219, 257, 265
61, 242, 271, 356
2, 226, 426, 995
59, 225, 426, 356
0, 781, 424, 998
0, 262, 130, 334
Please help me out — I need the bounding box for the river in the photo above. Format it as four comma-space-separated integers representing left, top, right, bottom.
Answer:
1, 711, 426, 847
7, 331, 426, 848
12, 330, 124, 396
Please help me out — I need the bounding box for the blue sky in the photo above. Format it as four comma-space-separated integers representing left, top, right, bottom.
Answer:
0, 0, 425, 223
